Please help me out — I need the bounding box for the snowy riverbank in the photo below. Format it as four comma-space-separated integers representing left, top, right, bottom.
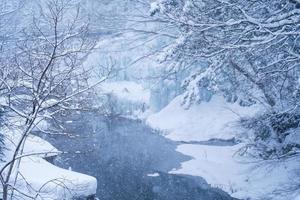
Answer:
0, 130, 97, 199
147, 95, 300, 200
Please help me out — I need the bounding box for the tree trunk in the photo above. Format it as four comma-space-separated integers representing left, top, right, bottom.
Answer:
3, 184, 8, 200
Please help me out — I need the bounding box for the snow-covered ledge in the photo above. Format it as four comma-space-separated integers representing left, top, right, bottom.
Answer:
2, 134, 97, 200
24, 135, 62, 163
19, 156, 97, 199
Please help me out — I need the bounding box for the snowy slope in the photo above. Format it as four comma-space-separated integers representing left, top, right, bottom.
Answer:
18, 156, 97, 199
23, 135, 61, 158
1, 133, 97, 199
170, 144, 300, 200
147, 94, 260, 142
147, 94, 300, 200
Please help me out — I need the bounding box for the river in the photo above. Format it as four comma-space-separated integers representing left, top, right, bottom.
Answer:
38, 112, 237, 200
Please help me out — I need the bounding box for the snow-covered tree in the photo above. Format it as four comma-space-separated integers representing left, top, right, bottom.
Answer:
150, 0, 300, 159
0, 0, 109, 199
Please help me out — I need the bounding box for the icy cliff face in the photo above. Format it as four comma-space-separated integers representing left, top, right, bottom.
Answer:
97, 81, 151, 118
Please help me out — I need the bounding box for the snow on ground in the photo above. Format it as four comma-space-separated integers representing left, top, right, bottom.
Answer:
147, 94, 299, 200
100, 81, 150, 104
1, 132, 97, 199
170, 144, 300, 200
23, 135, 61, 158
147, 94, 260, 142
18, 156, 97, 199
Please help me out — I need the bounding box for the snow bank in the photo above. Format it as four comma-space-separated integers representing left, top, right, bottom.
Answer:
18, 156, 97, 199
147, 94, 299, 199
1, 133, 97, 199
147, 95, 260, 142
23, 135, 61, 158
170, 144, 300, 200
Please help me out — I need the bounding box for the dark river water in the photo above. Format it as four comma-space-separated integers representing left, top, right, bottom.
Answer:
38, 112, 237, 200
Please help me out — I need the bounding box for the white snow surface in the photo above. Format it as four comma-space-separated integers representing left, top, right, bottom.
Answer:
18, 156, 97, 199
171, 144, 300, 200
147, 94, 299, 200
1, 132, 97, 199
23, 135, 61, 158
147, 94, 260, 142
